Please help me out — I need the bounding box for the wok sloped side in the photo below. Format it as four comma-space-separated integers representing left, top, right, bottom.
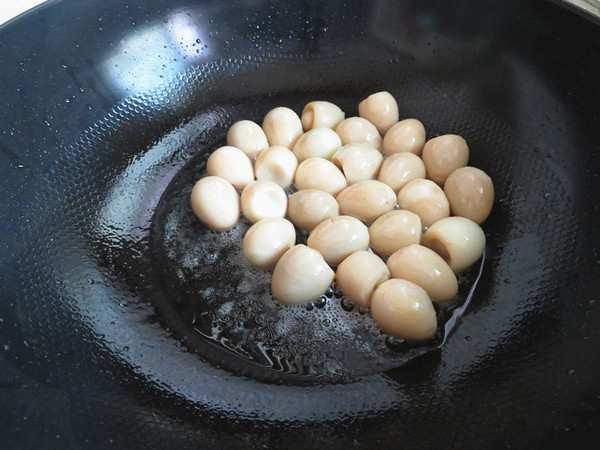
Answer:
1, 0, 599, 448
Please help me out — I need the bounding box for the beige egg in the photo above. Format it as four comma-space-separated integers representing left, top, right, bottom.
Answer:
292, 127, 342, 162
336, 251, 390, 307
243, 218, 296, 269
240, 180, 288, 223
307, 216, 370, 266
335, 117, 382, 149
271, 244, 335, 305
262, 107, 303, 149
254, 146, 298, 188
369, 210, 422, 256
294, 158, 347, 196
358, 91, 399, 135
206, 146, 254, 190
444, 166, 494, 224
397, 178, 450, 228
370, 279, 437, 341
422, 134, 469, 185
287, 189, 339, 231
336, 180, 396, 223
387, 244, 458, 302
227, 120, 269, 159
331, 143, 383, 185
377, 152, 426, 193
190, 176, 240, 231
422, 216, 486, 272
301, 101, 345, 131
382, 118, 426, 156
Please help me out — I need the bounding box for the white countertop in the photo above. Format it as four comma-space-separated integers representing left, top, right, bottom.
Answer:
0, 0, 49, 26
567, 0, 600, 17
1, 0, 599, 28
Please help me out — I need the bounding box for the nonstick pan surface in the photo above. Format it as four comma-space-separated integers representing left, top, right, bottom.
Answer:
1, 0, 599, 448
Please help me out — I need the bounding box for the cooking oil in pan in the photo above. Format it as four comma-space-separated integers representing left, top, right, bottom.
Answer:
149, 159, 484, 385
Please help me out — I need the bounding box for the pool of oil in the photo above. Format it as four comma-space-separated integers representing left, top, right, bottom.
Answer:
149, 155, 485, 385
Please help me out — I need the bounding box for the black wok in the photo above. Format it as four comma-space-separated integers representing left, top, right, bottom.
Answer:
1, 0, 599, 448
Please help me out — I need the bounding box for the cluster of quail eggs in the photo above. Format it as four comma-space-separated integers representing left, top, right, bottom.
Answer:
190, 92, 494, 341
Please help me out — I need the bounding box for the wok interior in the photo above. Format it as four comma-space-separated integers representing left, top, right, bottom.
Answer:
17, 36, 572, 411
149, 100, 486, 384
2, 0, 599, 446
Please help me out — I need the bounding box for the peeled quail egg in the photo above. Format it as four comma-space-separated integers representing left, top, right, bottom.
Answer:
368, 210, 422, 256
444, 166, 494, 224
335, 251, 390, 308
335, 117, 382, 149
382, 118, 426, 156
387, 244, 458, 302
422, 134, 469, 185
294, 157, 347, 196
422, 216, 486, 272
190, 176, 240, 231
240, 180, 288, 223
292, 127, 343, 161
254, 145, 298, 189
271, 244, 335, 305
307, 215, 370, 266
301, 101, 345, 131
370, 279, 437, 341
262, 107, 303, 149
336, 180, 396, 223
206, 146, 254, 190
377, 152, 426, 193
358, 91, 399, 135
243, 218, 296, 269
287, 189, 339, 231
331, 143, 383, 185
227, 120, 269, 159
396, 178, 450, 228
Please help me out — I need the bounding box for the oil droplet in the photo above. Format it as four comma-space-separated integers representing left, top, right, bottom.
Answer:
314, 297, 327, 309
340, 298, 355, 311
